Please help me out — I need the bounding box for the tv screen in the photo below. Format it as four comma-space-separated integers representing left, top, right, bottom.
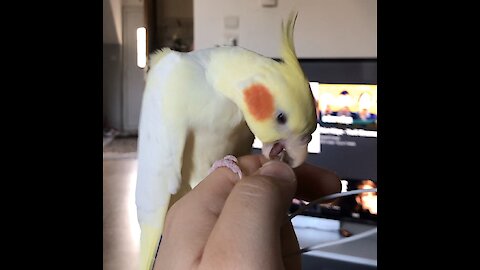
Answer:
306, 82, 377, 224
280, 59, 381, 223
306, 82, 377, 179
255, 59, 378, 224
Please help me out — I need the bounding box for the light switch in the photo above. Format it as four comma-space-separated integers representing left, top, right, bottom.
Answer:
224, 16, 239, 29
260, 0, 277, 7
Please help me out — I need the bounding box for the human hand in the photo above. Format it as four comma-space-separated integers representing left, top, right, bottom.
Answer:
154, 154, 341, 270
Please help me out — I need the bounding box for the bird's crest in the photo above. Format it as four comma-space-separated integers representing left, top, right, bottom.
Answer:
280, 12, 304, 80
278, 11, 317, 135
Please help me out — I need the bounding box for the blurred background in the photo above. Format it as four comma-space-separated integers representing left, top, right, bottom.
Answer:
103, 1, 376, 269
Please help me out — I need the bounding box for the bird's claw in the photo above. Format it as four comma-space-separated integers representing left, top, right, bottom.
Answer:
208, 155, 243, 179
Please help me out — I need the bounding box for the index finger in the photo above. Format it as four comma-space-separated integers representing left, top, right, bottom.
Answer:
238, 154, 342, 202
293, 162, 341, 202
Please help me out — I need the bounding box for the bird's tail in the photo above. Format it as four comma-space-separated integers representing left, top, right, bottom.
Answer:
138, 205, 169, 270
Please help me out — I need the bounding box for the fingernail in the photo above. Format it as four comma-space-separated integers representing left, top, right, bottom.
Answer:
259, 160, 296, 183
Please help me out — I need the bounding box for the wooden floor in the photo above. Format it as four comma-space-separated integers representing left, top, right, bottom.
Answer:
103, 157, 140, 270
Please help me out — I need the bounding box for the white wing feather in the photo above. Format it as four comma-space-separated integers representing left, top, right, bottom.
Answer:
135, 48, 255, 225
135, 51, 187, 225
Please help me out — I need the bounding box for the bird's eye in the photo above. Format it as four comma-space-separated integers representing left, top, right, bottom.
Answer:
276, 112, 287, 124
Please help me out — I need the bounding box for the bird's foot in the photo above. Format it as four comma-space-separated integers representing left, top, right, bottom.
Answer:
208, 155, 243, 179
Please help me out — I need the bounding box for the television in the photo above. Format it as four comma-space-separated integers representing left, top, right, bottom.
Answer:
255, 59, 378, 224
303, 59, 377, 224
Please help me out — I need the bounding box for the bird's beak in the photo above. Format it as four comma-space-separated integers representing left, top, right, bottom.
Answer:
262, 134, 312, 168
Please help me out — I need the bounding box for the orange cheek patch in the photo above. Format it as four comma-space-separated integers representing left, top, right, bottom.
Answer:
243, 84, 274, 121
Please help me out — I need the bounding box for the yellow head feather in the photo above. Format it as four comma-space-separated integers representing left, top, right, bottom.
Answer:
281, 12, 302, 75
206, 12, 317, 144
276, 11, 317, 137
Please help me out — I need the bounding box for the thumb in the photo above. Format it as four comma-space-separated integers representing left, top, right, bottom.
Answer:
223, 159, 297, 227
253, 160, 298, 221
235, 159, 297, 226
200, 160, 297, 269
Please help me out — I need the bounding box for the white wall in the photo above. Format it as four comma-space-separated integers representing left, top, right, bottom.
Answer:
103, 0, 123, 44
123, 0, 144, 6
103, 44, 123, 130
194, 0, 376, 58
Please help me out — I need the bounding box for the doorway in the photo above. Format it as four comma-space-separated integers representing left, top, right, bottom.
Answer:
122, 6, 146, 134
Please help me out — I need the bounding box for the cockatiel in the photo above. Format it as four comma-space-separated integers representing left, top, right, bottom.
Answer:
135, 12, 317, 270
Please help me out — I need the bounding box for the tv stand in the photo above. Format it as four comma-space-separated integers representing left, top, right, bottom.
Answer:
294, 216, 377, 269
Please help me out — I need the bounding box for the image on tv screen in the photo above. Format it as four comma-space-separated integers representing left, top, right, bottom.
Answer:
310, 83, 377, 130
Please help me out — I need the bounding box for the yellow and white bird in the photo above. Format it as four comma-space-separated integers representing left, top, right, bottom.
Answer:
135, 12, 317, 270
